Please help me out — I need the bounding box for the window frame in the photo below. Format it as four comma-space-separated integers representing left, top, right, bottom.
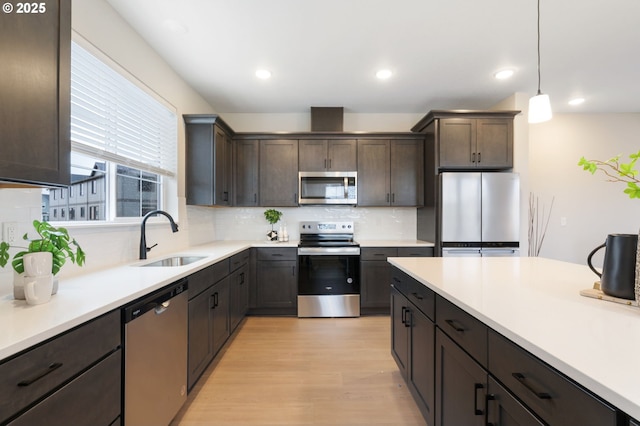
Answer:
46, 33, 179, 228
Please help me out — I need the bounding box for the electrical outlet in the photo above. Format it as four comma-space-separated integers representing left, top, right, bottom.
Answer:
3, 222, 17, 243
560, 217, 567, 227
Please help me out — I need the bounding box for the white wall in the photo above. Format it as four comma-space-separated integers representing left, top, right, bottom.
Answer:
529, 113, 640, 265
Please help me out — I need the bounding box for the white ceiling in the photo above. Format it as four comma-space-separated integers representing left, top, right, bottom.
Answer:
105, 0, 640, 115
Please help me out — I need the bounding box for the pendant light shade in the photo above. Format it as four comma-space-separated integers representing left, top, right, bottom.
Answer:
528, 0, 552, 123
529, 92, 552, 123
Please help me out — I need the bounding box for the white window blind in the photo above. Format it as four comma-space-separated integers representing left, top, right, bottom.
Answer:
70, 42, 177, 177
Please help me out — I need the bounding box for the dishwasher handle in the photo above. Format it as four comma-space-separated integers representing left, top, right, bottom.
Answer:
124, 278, 188, 323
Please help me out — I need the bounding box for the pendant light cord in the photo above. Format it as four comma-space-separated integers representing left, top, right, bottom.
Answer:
536, 0, 542, 95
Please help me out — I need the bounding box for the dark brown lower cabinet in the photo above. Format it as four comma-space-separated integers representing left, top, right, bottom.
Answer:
8, 351, 121, 426
486, 376, 544, 426
390, 285, 435, 425
361, 247, 433, 314
187, 263, 231, 391
253, 248, 297, 315
211, 277, 230, 356
230, 263, 249, 332
435, 328, 487, 426
0, 310, 121, 425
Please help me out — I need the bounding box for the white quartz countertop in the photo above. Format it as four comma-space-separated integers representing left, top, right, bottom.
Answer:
387, 256, 640, 420
0, 240, 257, 360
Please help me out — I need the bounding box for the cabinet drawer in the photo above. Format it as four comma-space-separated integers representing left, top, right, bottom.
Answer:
0, 310, 120, 423
8, 350, 121, 426
405, 277, 435, 321
256, 247, 297, 261
397, 247, 433, 257
361, 247, 398, 261
391, 267, 411, 296
229, 250, 250, 271
488, 330, 616, 426
188, 264, 217, 298
435, 295, 487, 367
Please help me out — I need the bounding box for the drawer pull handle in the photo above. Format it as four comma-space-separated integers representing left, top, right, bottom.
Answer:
486, 394, 497, 425
401, 306, 406, 325
403, 307, 411, 327
18, 362, 63, 387
411, 292, 424, 300
272, 253, 283, 257
445, 319, 466, 333
474, 383, 484, 415
512, 372, 552, 399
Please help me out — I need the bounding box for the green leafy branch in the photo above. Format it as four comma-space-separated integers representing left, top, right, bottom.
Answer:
578, 150, 640, 199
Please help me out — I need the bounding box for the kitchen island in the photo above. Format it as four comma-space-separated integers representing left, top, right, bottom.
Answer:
388, 256, 640, 423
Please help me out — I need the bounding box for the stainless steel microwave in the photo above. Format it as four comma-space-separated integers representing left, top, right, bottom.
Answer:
298, 171, 357, 205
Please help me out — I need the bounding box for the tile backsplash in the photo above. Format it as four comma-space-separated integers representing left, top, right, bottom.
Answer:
213, 206, 417, 242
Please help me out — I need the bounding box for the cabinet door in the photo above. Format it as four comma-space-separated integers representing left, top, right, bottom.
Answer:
438, 118, 476, 169
390, 139, 424, 206
259, 139, 299, 206
229, 264, 248, 332
486, 376, 544, 426
235, 139, 259, 206
360, 260, 392, 310
409, 306, 436, 426
328, 139, 357, 171
213, 127, 232, 206
211, 277, 230, 356
188, 289, 213, 390
0, 0, 71, 186
435, 329, 487, 426
476, 119, 513, 169
299, 140, 328, 171
390, 287, 409, 379
256, 260, 297, 309
357, 139, 390, 206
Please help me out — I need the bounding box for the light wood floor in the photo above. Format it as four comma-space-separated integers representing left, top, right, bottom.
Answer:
171, 316, 426, 425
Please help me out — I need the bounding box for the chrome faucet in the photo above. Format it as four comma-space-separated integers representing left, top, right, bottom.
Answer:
139, 210, 179, 259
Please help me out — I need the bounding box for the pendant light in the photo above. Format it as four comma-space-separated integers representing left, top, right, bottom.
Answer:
528, 0, 552, 123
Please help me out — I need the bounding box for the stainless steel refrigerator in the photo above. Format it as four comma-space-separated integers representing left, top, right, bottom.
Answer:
440, 172, 520, 256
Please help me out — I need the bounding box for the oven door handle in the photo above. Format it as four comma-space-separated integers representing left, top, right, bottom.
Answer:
297, 247, 361, 256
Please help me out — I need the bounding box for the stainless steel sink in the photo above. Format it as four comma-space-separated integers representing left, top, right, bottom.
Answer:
139, 256, 206, 267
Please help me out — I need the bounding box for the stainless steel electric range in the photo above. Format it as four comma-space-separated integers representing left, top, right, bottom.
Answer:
297, 221, 360, 318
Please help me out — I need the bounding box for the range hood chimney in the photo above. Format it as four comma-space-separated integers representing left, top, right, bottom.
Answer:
310, 107, 343, 132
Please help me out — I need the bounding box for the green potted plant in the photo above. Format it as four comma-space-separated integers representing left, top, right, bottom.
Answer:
263, 209, 283, 241
0, 220, 86, 299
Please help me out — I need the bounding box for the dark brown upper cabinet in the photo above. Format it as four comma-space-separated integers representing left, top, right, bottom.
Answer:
0, 0, 71, 187
184, 115, 234, 206
412, 110, 520, 171
299, 139, 357, 171
357, 139, 424, 207
234, 139, 260, 206
259, 139, 298, 206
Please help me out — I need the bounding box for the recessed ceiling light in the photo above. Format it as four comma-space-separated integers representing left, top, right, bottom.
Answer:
494, 69, 515, 80
568, 97, 585, 106
376, 69, 392, 80
255, 69, 272, 79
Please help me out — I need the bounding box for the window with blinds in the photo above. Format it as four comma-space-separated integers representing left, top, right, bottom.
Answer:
42, 41, 178, 222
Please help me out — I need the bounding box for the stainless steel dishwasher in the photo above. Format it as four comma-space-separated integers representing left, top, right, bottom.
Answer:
123, 279, 188, 426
